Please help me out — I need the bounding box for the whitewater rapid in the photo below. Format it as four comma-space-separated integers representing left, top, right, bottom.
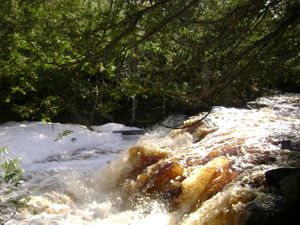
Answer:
0, 122, 148, 224
1, 93, 300, 225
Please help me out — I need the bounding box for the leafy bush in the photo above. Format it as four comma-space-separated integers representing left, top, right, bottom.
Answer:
0, 147, 25, 224
0, 147, 23, 188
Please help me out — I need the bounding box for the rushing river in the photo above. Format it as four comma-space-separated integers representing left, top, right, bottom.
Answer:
1, 93, 299, 225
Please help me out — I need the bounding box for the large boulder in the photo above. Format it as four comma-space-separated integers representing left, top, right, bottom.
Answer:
246, 167, 300, 225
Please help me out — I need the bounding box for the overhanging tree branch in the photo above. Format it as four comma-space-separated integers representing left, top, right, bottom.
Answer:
127, 0, 201, 49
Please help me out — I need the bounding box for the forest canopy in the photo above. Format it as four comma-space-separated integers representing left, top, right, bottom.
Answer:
0, 0, 299, 125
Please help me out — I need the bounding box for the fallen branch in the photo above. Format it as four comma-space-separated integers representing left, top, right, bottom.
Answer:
160, 104, 213, 130
1, 206, 17, 225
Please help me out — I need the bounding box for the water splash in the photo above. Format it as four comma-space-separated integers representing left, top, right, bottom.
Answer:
1, 93, 299, 225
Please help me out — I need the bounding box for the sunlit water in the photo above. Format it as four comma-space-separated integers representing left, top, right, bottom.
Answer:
1, 93, 300, 225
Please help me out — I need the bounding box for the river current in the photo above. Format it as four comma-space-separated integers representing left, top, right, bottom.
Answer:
1, 93, 299, 225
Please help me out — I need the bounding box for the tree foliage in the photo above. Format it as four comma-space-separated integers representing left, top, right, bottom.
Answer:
0, 147, 23, 187
0, 0, 299, 125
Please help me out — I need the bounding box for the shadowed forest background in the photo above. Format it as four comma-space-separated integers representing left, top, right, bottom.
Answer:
0, 0, 299, 126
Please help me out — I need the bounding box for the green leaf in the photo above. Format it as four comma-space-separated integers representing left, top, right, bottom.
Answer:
55, 129, 74, 141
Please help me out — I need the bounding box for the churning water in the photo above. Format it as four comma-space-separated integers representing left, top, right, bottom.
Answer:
1, 93, 299, 225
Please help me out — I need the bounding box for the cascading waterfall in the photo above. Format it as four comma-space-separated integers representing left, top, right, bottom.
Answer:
1, 93, 299, 225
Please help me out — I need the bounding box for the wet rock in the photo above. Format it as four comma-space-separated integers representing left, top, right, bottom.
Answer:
273, 138, 300, 151
263, 167, 300, 224
279, 172, 300, 207
113, 130, 144, 135
243, 196, 297, 225
265, 167, 300, 186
